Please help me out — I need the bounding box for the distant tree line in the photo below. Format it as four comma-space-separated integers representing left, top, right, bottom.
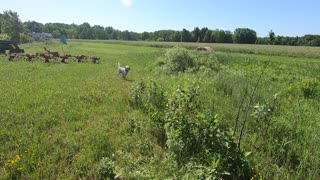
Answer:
256, 30, 320, 46
1, 10, 320, 46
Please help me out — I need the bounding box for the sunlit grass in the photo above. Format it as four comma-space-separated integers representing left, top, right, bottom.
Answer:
1, 40, 319, 179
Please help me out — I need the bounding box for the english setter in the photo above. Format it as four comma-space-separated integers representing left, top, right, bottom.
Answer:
118, 63, 130, 79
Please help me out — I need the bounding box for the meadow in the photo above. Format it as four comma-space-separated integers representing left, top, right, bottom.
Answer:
78, 39, 320, 59
0, 40, 319, 179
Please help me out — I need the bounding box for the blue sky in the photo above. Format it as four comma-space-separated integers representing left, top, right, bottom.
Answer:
1, 0, 319, 37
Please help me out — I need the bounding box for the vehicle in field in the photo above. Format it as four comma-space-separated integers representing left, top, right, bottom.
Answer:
0, 40, 24, 54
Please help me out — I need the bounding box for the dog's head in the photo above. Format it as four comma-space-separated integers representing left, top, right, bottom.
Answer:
125, 65, 130, 72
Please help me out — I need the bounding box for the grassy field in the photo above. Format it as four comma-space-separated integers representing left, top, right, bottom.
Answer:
76, 39, 320, 59
0, 40, 320, 179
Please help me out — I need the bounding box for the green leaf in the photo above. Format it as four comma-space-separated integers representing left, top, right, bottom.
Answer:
244, 151, 252, 157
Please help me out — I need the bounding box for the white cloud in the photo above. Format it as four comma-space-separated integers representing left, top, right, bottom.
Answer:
121, 0, 133, 7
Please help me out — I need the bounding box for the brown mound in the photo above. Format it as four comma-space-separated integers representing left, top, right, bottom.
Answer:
195, 46, 214, 52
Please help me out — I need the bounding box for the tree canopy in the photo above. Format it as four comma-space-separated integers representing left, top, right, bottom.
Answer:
233, 28, 257, 44
0, 10, 23, 43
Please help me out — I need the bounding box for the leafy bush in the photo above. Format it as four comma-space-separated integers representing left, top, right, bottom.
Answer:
156, 37, 165, 41
165, 47, 196, 72
156, 47, 220, 75
196, 53, 220, 71
299, 78, 319, 98
129, 80, 255, 179
165, 84, 254, 179
20, 33, 34, 44
0, 33, 11, 40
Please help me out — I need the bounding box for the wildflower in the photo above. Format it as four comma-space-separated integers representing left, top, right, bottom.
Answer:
15, 155, 21, 162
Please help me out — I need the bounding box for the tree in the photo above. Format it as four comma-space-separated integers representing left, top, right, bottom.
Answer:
121, 30, 131, 40
256, 37, 268, 44
203, 30, 212, 42
308, 37, 320, 46
78, 22, 92, 39
105, 26, 114, 39
92, 25, 105, 39
0, 10, 23, 43
199, 27, 208, 42
181, 29, 191, 42
0, 13, 2, 34
268, 30, 275, 45
233, 28, 257, 44
216, 30, 226, 43
173, 31, 181, 42
24, 21, 44, 33
65, 24, 79, 39
192, 27, 200, 42
51, 30, 60, 38
224, 30, 233, 43
141, 31, 150, 41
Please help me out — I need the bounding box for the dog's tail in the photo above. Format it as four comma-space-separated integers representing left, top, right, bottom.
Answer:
118, 62, 121, 68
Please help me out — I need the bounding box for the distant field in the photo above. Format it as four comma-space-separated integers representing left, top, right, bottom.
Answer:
74, 39, 320, 59
1, 41, 319, 179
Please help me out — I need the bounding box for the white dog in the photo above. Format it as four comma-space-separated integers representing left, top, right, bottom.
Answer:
118, 63, 130, 79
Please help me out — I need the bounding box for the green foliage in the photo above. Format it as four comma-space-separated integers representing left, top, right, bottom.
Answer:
268, 30, 275, 45
24, 21, 44, 33
233, 28, 257, 44
156, 37, 164, 41
97, 157, 115, 179
195, 53, 220, 74
165, 47, 196, 72
181, 28, 192, 42
19, 33, 34, 44
299, 78, 319, 98
0, 33, 10, 40
129, 79, 147, 108
129, 80, 255, 179
1, 40, 320, 179
308, 37, 320, 46
129, 80, 167, 145
157, 47, 220, 74
0, 10, 23, 43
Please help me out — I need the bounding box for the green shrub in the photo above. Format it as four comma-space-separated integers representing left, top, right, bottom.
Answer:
129, 81, 255, 179
129, 80, 147, 108
20, 33, 34, 44
196, 53, 220, 72
156, 37, 165, 41
129, 80, 167, 145
156, 47, 220, 75
165, 47, 196, 72
164, 84, 254, 179
0, 33, 11, 40
299, 78, 319, 98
